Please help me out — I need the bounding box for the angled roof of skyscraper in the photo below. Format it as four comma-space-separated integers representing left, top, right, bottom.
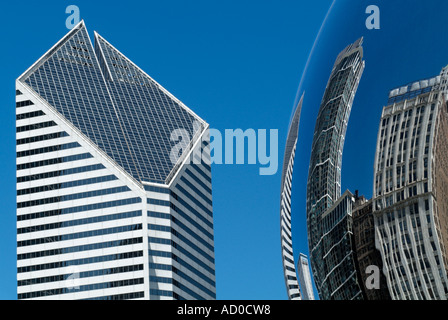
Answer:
18, 20, 207, 186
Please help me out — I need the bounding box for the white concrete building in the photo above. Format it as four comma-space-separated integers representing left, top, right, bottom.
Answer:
16, 21, 215, 300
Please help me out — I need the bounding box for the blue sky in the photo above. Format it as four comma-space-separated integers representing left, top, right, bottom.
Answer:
0, 0, 333, 300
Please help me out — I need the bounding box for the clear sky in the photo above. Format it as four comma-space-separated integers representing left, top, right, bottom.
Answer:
0, 0, 333, 300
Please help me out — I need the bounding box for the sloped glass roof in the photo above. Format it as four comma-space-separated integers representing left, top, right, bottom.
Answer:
19, 21, 205, 184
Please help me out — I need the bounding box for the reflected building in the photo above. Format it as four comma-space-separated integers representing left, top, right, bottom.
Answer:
16, 21, 215, 300
280, 95, 304, 300
372, 67, 448, 300
297, 253, 315, 300
314, 189, 364, 299
352, 193, 391, 300
306, 38, 365, 300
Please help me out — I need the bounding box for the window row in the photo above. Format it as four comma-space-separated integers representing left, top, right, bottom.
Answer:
16, 100, 34, 108
18, 264, 144, 287
17, 210, 141, 235
84, 291, 145, 300
17, 174, 117, 196
143, 185, 170, 194
16, 120, 57, 133
17, 142, 80, 158
17, 185, 130, 209
18, 277, 144, 299
16, 110, 45, 121
17, 163, 104, 183
18, 224, 142, 247
147, 198, 170, 206
17, 197, 142, 221
18, 250, 143, 273
16, 131, 69, 146
17, 152, 92, 171
18, 237, 143, 261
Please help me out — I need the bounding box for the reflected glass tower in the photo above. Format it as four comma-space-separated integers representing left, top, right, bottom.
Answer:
16, 21, 215, 300
306, 38, 365, 300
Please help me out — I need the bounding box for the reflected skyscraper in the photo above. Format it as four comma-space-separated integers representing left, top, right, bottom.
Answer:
306, 38, 365, 300
280, 95, 303, 300
372, 67, 448, 300
297, 253, 315, 300
16, 21, 215, 300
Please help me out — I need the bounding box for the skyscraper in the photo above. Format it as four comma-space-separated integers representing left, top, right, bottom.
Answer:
280, 95, 304, 300
297, 253, 315, 300
372, 67, 448, 300
16, 21, 215, 300
306, 38, 365, 300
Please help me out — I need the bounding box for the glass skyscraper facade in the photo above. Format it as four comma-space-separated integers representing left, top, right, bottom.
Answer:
16, 21, 215, 300
306, 38, 365, 300
372, 67, 448, 300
